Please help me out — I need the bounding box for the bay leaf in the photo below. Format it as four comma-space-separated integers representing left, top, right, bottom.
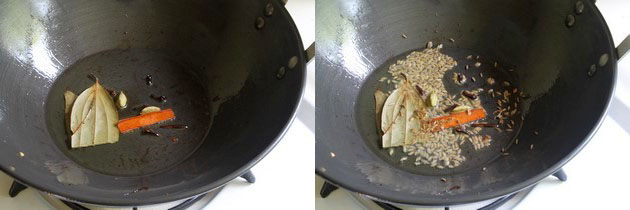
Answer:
69, 80, 119, 148
389, 107, 406, 147
380, 79, 426, 148
404, 94, 420, 145
381, 88, 404, 148
374, 90, 387, 134
64, 91, 77, 114
64, 91, 77, 137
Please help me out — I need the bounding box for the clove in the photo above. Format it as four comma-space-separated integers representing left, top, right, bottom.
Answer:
160, 124, 189, 129
146, 75, 153, 86
150, 94, 167, 103
415, 85, 425, 96
471, 123, 498, 128
462, 90, 478, 100
142, 128, 160, 137
443, 104, 459, 113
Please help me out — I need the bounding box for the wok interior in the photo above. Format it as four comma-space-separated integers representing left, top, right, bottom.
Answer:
316, 0, 615, 205
0, 0, 303, 205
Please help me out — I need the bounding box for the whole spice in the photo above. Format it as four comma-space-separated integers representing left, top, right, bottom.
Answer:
118, 109, 176, 133
150, 94, 167, 103
415, 85, 425, 96
462, 90, 478, 100
454, 125, 468, 134
374, 89, 388, 133
443, 104, 459, 113
64, 91, 77, 114
430, 108, 486, 132
160, 124, 189, 129
145, 75, 153, 86
142, 128, 160, 137
452, 105, 472, 113
380, 46, 470, 169
140, 106, 161, 115
380, 78, 425, 148
69, 80, 119, 148
471, 123, 498, 127
428, 92, 438, 107
116, 91, 128, 109
64, 90, 77, 135
454, 73, 466, 85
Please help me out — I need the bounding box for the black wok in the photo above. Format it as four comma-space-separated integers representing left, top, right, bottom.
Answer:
0, 0, 308, 206
316, 0, 628, 206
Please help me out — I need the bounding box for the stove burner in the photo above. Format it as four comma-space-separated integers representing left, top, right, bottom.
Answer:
319, 169, 567, 210
8, 170, 256, 209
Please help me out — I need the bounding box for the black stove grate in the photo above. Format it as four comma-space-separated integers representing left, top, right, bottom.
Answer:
8, 170, 256, 210
320, 169, 567, 210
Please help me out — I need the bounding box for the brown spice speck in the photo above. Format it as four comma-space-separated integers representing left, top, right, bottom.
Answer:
142, 129, 160, 137
449, 186, 461, 191
462, 90, 478, 100
169, 137, 179, 143
415, 85, 426, 96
